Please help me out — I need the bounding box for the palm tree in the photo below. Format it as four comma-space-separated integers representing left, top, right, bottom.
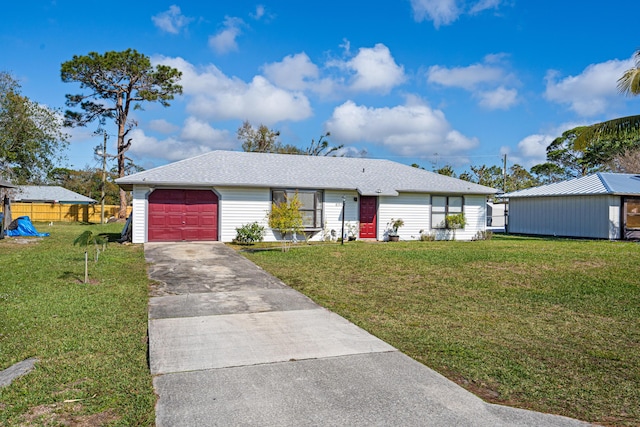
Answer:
570, 49, 640, 150
618, 49, 640, 96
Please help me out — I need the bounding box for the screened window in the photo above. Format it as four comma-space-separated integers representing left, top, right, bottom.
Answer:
272, 189, 323, 229
431, 196, 464, 229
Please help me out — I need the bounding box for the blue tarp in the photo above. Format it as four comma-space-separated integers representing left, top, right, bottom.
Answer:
6, 216, 50, 237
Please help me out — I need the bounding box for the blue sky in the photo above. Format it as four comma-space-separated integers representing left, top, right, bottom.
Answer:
3, 1, 640, 175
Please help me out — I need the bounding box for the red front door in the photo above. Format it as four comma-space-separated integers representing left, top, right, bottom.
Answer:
359, 196, 377, 239
148, 189, 218, 241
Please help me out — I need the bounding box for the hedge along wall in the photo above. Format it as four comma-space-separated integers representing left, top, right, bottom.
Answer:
9, 203, 132, 223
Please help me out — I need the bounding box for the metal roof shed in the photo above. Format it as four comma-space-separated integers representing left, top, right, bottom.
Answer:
502, 173, 640, 240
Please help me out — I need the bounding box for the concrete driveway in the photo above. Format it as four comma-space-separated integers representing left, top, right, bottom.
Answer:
146, 242, 592, 427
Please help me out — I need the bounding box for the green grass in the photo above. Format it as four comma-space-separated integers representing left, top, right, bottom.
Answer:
239, 236, 640, 426
0, 222, 155, 426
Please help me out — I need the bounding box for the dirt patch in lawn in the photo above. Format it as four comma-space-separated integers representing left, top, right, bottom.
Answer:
20, 403, 119, 426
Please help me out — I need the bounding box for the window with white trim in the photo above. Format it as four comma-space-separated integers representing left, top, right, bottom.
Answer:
272, 189, 323, 229
431, 196, 464, 229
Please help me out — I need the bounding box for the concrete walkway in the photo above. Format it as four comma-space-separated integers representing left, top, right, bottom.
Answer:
146, 242, 592, 427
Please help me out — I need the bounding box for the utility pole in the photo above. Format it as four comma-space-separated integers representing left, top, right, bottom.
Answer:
503, 153, 508, 233
502, 153, 507, 193
101, 131, 107, 225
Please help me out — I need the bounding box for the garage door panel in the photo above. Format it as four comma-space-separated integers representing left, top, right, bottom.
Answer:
199, 214, 217, 226
148, 190, 218, 242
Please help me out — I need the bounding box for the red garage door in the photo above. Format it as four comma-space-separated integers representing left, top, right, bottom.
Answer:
148, 189, 218, 242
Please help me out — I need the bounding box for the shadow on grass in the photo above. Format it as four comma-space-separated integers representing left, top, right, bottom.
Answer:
59, 271, 82, 282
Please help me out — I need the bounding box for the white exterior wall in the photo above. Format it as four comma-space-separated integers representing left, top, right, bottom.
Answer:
378, 193, 430, 241
507, 195, 622, 239
323, 190, 359, 241
216, 187, 272, 242
131, 186, 151, 244
455, 195, 487, 241
217, 188, 361, 243
377, 193, 486, 241
130, 185, 490, 243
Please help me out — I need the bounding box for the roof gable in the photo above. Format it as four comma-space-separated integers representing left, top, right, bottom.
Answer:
503, 173, 640, 198
116, 150, 497, 195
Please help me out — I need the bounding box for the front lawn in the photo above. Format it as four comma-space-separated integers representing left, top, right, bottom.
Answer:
0, 222, 155, 426
240, 236, 640, 426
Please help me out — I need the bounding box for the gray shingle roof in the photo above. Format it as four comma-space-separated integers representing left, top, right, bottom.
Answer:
0, 179, 16, 188
502, 173, 640, 198
116, 150, 497, 195
13, 186, 97, 204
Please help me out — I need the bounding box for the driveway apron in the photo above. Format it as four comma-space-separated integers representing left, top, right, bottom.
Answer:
146, 242, 592, 427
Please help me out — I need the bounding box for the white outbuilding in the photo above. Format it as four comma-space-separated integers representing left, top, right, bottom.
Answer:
502, 173, 640, 240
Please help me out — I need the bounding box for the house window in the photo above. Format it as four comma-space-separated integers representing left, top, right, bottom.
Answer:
272, 189, 323, 229
431, 196, 463, 229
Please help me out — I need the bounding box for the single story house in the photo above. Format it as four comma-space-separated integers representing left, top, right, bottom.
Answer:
12, 186, 96, 204
115, 150, 498, 243
502, 173, 640, 240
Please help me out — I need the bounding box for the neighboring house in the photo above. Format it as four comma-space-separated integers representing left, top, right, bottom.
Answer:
0, 179, 16, 189
502, 173, 640, 240
115, 150, 498, 244
12, 186, 96, 204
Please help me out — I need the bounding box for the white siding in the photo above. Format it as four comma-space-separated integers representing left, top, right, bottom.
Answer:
456, 195, 487, 241
131, 186, 150, 244
507, 195, 622, 239
323, 191, 359, 241
378, 193, 430, 241
216, 187, 271, 242
218, 188, 361, 243
130, 184, 490, 243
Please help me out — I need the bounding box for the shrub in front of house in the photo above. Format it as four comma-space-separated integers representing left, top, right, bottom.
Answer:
234, 222, 265, 245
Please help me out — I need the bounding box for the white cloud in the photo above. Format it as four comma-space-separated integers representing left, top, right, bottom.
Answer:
209, 17, 245, 54
505, 121, 588, 168
544, 58, 634, 116
428, 63, 505, 90
155, 56, 312, 125
262, 53, 318, 90
469, 0, 502, 14
509, 134, 554, 167
251, 5, 266, 20
127, 121, 235, 163
152, 5, 192, 34
411, 0, 505, 28
262, 53, 338, 96
328, 43, 405, 94
148, 119, 179, 134
325, 97, 477, 157
411, 0, 460, 28
427, 55, 519, 110
478, 86, 518, 110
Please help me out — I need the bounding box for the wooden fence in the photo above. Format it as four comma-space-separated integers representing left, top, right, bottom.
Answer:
8, 203, 132, 223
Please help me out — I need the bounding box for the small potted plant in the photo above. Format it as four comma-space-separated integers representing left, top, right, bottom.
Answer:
386, 218, 404, 242
347, 222, 358, 241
